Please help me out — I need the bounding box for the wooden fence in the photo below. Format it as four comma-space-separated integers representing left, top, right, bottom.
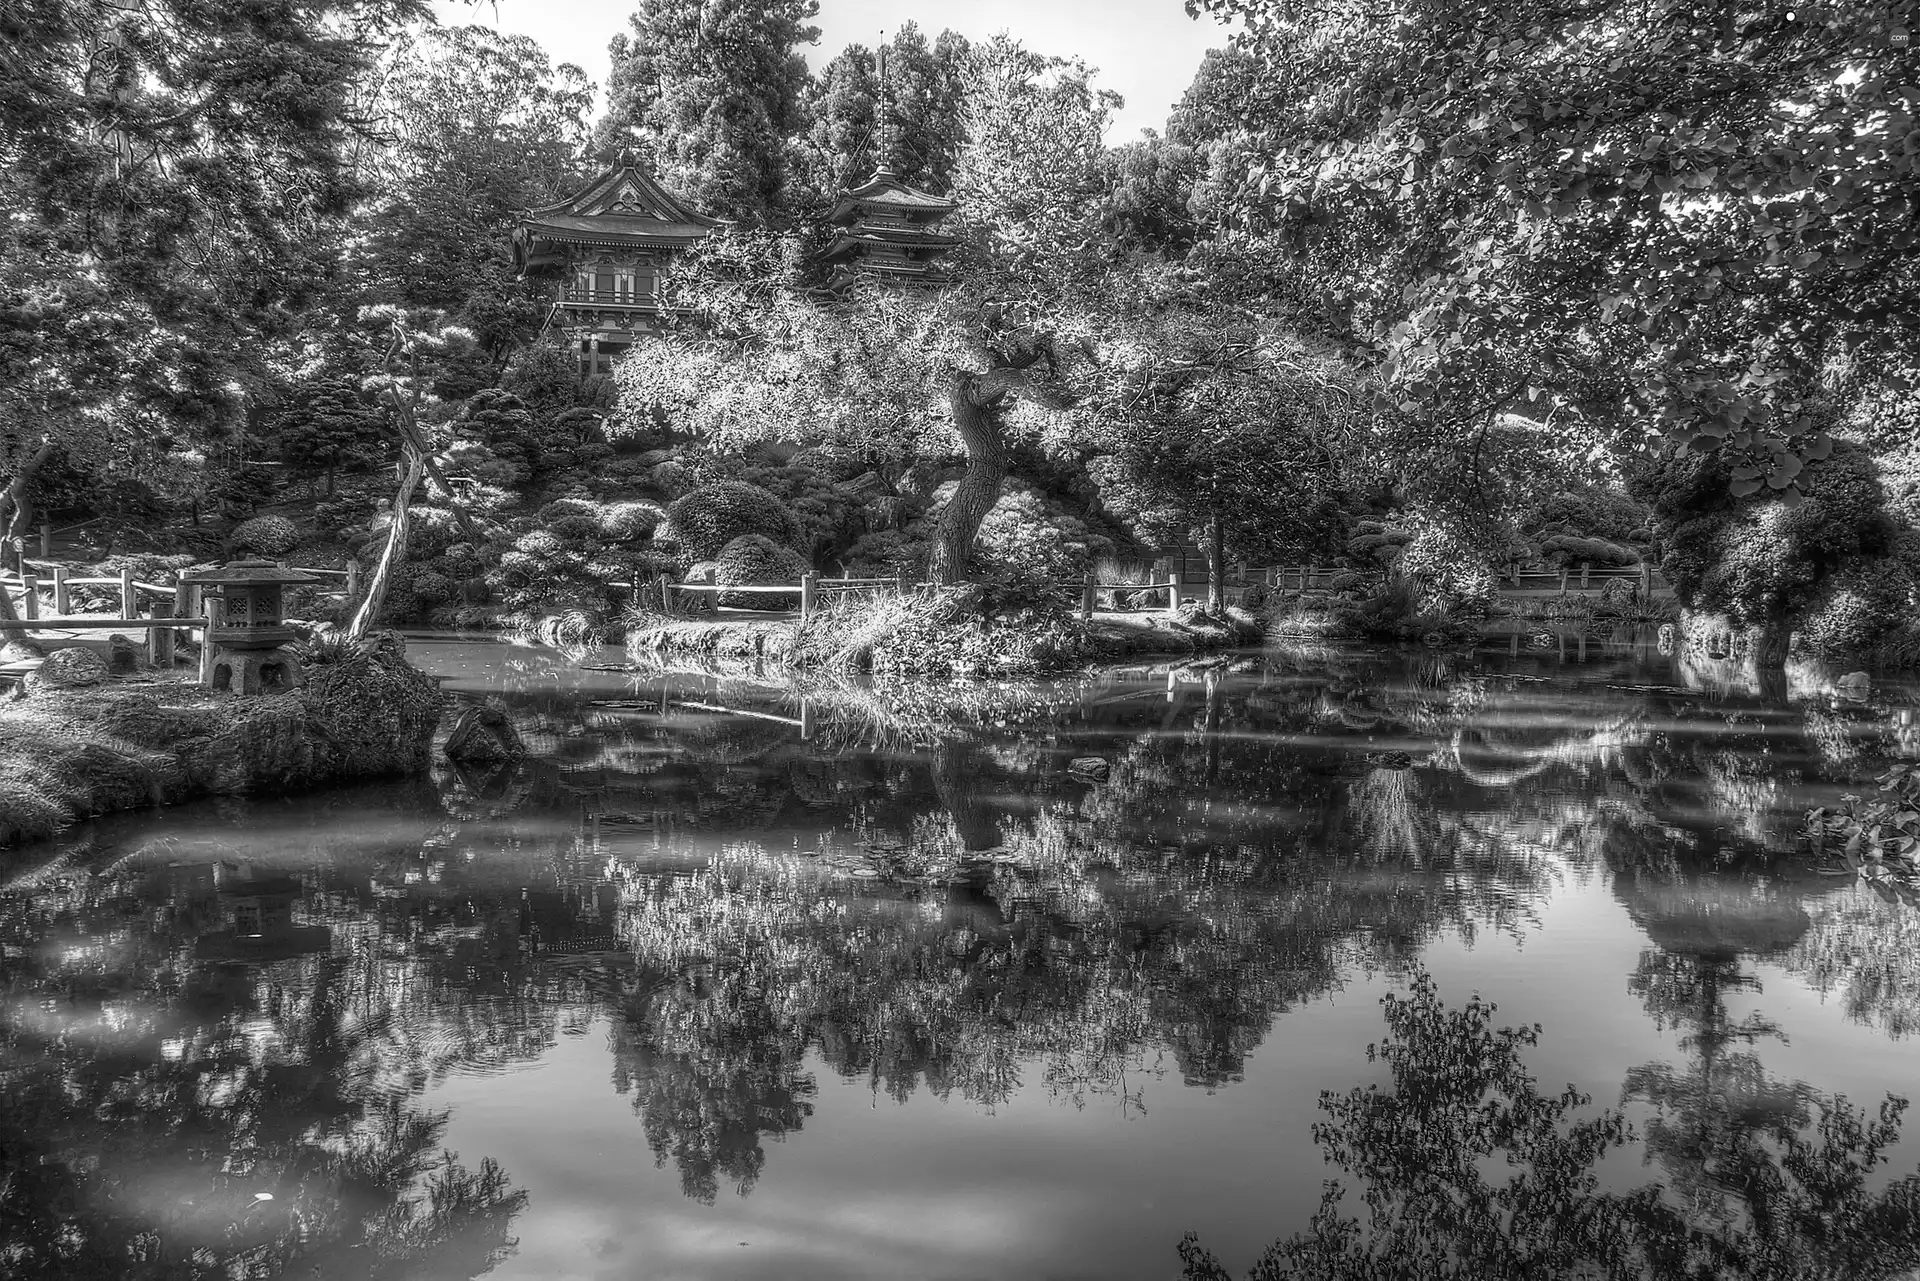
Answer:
645, 560, 1667, 623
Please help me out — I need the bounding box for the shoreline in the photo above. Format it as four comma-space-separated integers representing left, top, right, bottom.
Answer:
0, 637, 445, 852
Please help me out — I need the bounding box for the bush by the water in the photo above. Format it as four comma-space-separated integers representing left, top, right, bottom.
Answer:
663, 481, 805, 561
1632, 442, 1899, 643
714, 534, 809, 608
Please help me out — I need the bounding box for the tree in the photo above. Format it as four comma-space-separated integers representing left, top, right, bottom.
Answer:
277, 380, 388, 495
356, 26, 593, 368
596, 0, 821, 223
1182, 0, 1920, 498
617, 37, 1128, 586
0, 0, 431, 589
792, 24, 972, 205
1089, 320, 1372, 608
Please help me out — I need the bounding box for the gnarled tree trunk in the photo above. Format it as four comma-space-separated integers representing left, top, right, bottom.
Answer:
927, 372, 1011, 586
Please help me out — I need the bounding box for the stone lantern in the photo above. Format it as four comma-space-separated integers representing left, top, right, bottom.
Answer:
181, 558, 321, 695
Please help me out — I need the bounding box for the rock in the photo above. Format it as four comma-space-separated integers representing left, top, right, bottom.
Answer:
838, 470, 887, 497
1836, 670, 1871, 700
1421, 630, 1449, 647
1367, 750, 1415, 770
1068, 756, 1110, 782
108, 634, 142, 674
444, 704, 527, 764
27, 646, 109, 690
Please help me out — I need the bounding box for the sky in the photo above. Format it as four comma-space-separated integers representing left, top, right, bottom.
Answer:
434, 0, 1236, 140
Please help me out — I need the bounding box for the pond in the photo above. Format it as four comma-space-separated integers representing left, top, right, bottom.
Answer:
5, 632, 1920, 1279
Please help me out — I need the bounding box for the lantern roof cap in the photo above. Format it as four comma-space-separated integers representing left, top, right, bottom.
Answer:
180, 558, 323, 586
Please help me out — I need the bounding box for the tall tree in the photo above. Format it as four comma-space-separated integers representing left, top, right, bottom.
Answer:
356, 26, 594, 364
793, 24, 971, 204
596, 0, 820, 223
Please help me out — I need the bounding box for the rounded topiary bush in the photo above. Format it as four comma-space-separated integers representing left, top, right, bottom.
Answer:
602, 500, 665, 542
230, 515, 299, 557
1539, 534, 1640, 569
714, 534, 809, 609
664, 481, 804, 561
411, 570, 456, 606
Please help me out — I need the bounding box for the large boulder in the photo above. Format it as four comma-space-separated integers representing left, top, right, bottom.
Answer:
28, 646, 109, 691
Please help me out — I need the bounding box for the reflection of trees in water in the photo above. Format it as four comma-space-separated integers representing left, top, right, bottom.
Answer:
1786, 884, 1920, 1039
0, 948, 527, 1279
0, 860, 555, 1279
1180, 969, 1920, 1281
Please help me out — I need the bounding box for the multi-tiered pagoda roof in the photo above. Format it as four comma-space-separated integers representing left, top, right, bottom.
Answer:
819, 164, 960, 282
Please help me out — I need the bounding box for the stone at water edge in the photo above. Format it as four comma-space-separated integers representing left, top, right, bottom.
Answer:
26, 646, 110, 690
1069, 757, 1111, 782
444, 705, 527, 765
1836, 671, 1871, 700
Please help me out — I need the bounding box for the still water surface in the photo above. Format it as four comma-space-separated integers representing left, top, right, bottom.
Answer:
5, 634, 1920, 1279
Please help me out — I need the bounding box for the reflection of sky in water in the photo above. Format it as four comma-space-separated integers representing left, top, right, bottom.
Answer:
4, 636, 1920, 1279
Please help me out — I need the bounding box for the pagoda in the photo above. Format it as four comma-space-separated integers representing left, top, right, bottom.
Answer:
818, 47, 959, 285
512, 150, 721, 374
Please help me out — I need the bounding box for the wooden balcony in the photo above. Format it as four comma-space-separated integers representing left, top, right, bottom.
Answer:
561, 288, 662, 311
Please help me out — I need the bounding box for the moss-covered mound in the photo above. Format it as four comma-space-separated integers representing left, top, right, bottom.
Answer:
0, 635, 445, 849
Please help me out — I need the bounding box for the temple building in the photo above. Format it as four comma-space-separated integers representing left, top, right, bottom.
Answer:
512, 150, 720, 375
817, 47, 960, 285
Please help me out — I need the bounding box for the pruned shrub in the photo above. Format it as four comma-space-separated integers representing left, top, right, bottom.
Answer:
1539, 534, 1640, 569
602, 500, 665, 542
714, 534, 809, 608
664, 481, 804, 561
230, 515, 299, 557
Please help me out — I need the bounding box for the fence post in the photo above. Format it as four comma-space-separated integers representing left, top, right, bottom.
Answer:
345, 559, 361, 609
1295, 565, 1306, 591
151, 599, 175, 668
1580, 563, 1591, 590
1081, 578, 1095, 622
655, 573, 672, 614
120, 565, 137, 619
1639, 561, 1652, 601
1165, 570, 1181, 617
199, 597, 223, 686
38, 521, 50, 558
51, 566, 68, 615
895, 569, 907, 595
1559, 568, 1568, 593
21, 573, 38, 621
800, 571, 816, 621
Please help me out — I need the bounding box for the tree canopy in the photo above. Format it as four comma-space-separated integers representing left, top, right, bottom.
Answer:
1183, 0, 1920, 499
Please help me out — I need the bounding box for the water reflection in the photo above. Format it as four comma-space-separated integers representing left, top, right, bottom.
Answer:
1, 638, 1917, 1278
